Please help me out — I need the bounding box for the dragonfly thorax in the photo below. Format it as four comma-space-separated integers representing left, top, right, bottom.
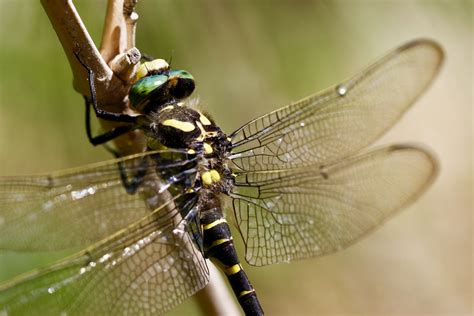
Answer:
147, 104, 225, 150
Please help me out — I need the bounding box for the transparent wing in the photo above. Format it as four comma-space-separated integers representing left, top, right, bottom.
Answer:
0, 149, 198, 251
231, 145, 438, 266
0, 193, 209, 315
229, 39, 443, 171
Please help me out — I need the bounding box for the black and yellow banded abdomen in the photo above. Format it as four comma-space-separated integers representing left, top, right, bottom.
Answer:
201, 204, 263, 316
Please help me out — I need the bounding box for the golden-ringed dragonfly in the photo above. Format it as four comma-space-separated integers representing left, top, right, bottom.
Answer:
0, 39, 443, 315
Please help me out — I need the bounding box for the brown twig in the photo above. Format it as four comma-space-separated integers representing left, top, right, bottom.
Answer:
41, 0, 142, 155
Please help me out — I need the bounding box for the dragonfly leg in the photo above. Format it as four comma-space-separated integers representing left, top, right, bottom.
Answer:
83, 97, 137, 146
74, 50, 139, 123
75, 51, 145, 149
117, 157, 149, 194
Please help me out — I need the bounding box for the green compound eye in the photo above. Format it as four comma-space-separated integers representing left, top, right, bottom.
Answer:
167, 70, 195, 99
169, 70, 194, 81
129, 74, 168, 108
129, 68, 196, 113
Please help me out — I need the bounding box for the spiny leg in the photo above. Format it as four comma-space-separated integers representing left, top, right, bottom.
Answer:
74, 50, 139, 123
74, 50, 144, 147
117, 156, 149, 194
74, 52, 149, 193
84, 97, 137, 146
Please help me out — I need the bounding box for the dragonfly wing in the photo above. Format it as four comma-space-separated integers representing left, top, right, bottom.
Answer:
229, 39, 443, 171
0, 149, 198, 251
0, 193, 209, 315
231, 145, 438, 266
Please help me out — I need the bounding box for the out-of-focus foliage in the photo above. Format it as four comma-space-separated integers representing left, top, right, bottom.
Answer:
0, 1, 471, 315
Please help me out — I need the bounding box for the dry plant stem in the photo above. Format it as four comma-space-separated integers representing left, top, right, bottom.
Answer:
196, 263, 241, 316
40, 0, 112, 101
95, 0, 145, 155
40, 0, 144, 155
100, 0, 139, 63
40, 0, 236, 315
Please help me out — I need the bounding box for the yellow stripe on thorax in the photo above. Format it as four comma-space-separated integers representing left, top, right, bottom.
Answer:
162, 119, 195, 132
160, 105, 175, 112
199, 113, 212, 125
195, 121, 206, 141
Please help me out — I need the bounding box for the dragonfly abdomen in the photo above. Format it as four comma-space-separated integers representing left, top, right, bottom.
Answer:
200, 195, 264, 316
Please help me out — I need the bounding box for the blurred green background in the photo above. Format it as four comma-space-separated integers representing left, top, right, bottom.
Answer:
0, 1, 471, 315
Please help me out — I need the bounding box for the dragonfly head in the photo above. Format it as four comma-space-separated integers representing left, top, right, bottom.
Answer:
129, 59, 195, 114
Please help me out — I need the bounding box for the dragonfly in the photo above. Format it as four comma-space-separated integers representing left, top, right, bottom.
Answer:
0, 39, 443, 315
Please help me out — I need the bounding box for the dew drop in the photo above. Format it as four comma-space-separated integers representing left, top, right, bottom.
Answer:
336, 85, 347, 96
99, 253, 112, 263
172, 228, 185, 237
123, 247, 132, 256
130, 12, 139, 21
